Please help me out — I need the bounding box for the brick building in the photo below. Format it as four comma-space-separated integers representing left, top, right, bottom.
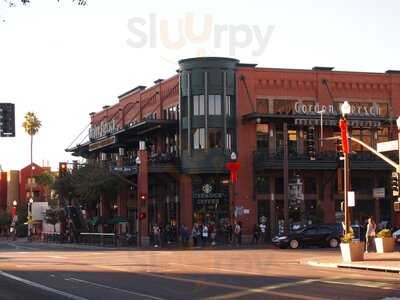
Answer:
69, 57, 400, 242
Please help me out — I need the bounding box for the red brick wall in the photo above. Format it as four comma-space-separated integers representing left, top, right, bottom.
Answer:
0, 172, 7, 210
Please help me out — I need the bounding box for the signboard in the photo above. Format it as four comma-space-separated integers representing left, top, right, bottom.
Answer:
111, 165, 137, 174
348, 191, 355, 207
243, 209, 250, 215
377, 140, 399, 153
373, 187, 385, 199
89, 136, 116, 152
235, 206, 244, 217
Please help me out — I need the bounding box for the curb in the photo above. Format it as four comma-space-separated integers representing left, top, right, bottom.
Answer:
307, 260, 400, 274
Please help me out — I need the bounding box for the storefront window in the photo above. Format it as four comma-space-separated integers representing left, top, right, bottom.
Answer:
275, 177, 284, 194
351, 129, 373, 152
288, 129, 297, 153
256, 124, 269, 150
351, 129, 362, 152
192, 128, 205, 149
304, 177, 317, 194
208, 95, 222, 115
208, 128, 223, 148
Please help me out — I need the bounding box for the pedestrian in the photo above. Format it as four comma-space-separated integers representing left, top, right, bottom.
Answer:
192, 223, 199, 247
202, 224, 209, 247
365, 217, 376, 253
153, 224, 160, 248
209, 223, 216, 246
233, 221, 241, 246
259, 222, 267, 243
252, 224, 260, 244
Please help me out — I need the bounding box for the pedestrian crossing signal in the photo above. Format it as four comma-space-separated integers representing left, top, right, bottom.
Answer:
59, 162, 68, 177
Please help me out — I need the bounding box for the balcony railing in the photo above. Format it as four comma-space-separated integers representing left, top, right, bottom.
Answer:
254, 150, 395, 170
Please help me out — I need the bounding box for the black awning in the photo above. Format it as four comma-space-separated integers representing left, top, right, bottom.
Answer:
242, 112, 395, 127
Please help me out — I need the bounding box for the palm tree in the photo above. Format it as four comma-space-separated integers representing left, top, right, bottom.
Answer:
22, 111, 41, 184
22, 112, 41, 238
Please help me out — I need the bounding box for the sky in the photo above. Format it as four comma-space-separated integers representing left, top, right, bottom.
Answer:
0, 0, 399, 171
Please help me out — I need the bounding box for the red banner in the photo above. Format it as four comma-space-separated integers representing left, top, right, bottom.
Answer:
339, 119, 349, 154
225, 162, 240, 184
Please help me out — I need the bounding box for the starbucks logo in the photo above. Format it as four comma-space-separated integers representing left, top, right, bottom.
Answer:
202, 184, 212, 194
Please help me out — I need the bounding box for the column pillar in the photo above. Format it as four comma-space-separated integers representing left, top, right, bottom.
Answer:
179, 175, 193, 230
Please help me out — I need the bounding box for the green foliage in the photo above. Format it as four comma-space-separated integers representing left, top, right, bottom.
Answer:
52, 164, 125, 209
376, 229, 392, 238
35, 172, 54, 187
341, 232, 354, 243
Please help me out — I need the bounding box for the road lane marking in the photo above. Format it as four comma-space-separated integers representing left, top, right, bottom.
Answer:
97, 265, 328, 300
0, 270, 88, 300
46, 255, 67, 259
68, 277, 166, 300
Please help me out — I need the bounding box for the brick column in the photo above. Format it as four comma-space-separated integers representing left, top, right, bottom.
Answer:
179, 174, 192, 230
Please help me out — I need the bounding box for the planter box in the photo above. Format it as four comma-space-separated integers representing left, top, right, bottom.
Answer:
340, 241, 365, 262
375, 237, 395, 253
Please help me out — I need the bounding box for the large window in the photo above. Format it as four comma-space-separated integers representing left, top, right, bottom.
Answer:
208, 128, 223, 148
226, 130, 232, 150
256, 98, 269, 113
273, 99, 297, 114
288, 129, 297, 153
377, 128, 389, 143
208, 95, 222, 115
275, 177, 284, 194
192, 128, 205, 149
225, 96, 232, 116
256, 174, 270, 194
193, 95, 205, 116
304, 177, 317, 194
256, 124, 269, 150
351, 129, 372, 152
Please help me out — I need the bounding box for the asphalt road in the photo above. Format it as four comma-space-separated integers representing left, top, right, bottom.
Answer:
0, 241, 399, 300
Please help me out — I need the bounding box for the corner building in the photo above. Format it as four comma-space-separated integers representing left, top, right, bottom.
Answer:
70, 57, 400, 242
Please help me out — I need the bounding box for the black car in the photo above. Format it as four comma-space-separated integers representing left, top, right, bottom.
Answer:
272, 224, 341, 249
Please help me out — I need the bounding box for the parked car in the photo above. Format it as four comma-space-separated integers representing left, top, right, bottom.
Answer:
272, 224, 341, 249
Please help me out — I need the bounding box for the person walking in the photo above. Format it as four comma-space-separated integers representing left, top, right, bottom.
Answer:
233, 221, 241, 246
153, 224, 160, 248
202, 224, 209, 247
259, 222, 267, 243
252, 224, 260, 244
365, 217, 376, 253
192, 223, 199, 247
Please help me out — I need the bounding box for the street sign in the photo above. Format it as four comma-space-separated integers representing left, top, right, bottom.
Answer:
373, 187, 385, 199
377, 140, 399, 152
243, 209, 250, 214
348, 191, 355, 207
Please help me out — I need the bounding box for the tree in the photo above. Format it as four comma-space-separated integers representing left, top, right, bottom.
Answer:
22, 111, 41, 197
52, 164, 124, 211
35, 171, 55, 202
0, 211, 12, 235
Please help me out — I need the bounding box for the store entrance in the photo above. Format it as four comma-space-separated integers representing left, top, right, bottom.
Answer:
193, 198, 229, 226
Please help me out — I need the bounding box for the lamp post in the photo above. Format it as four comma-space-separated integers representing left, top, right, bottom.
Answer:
340, 101, 351, 235
225, 152, 239, 223
28, 197, 34, 240
135, 156, 142, 246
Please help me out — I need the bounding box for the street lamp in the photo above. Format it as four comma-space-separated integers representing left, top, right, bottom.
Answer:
28, 197, 34, 240
340, 101, 351, 235
135, 156, 142, 246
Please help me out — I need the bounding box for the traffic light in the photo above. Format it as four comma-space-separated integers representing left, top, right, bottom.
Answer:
306, 127, 316, 160
59, 162, 68, 177
0, 103, 15, 137
392, 172, 399, 196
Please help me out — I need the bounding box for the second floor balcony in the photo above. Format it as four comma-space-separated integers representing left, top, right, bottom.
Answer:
254, 150, 395, 171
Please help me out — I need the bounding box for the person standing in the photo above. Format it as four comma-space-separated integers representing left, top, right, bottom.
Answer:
252, 224, 260, 244
202, 224, 209, 247
365, 217, 376, 253
259, 222, 267, 243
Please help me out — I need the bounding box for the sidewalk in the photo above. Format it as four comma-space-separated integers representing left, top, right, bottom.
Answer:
308, 251, 400, 273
